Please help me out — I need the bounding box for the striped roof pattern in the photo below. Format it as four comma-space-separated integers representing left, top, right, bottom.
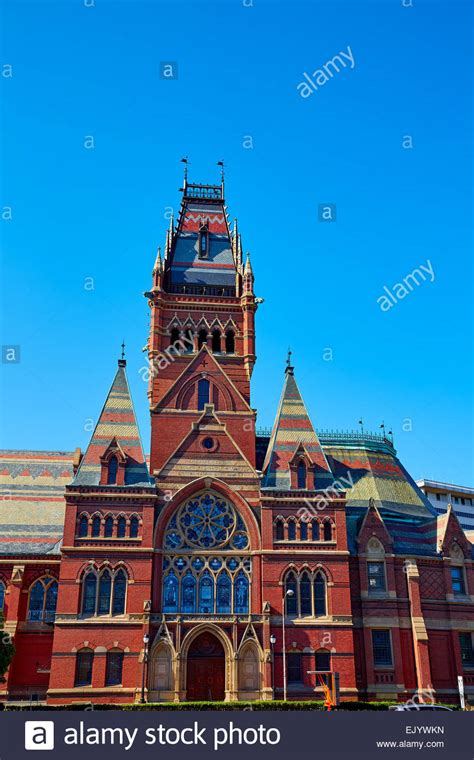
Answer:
262, 370, 332, 489
73, 363, 152, 487
0, 451, 73, 555
325, 446, 436, 518
167, 192, 237, 288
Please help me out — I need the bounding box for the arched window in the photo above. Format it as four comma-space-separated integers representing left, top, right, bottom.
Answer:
314, 573, 327, 617
98, 570, 112, 615
170, 327, 180, 347
184, 328, 194, 352
285, 572, 298, 615
75, 648, 94, 687
197, 378, 210, 410
198, 329, 207, 350
0, 580, 5, 612
234, 571, 249, 614
106, 649, 124, 686
91, 515, 101, 537
323, 521, 332, 541
107, 456, 118, 485
199, 570, 214, 614
316, 649, 331, 672
163, 572, 179, 613
181, 570, 196, 613
78, 515, 89, 537
300, 520, 308, 541
104, 516, 114, 538
130, 516, 139, 538
211, 329, 221, 353
275, 519, 284, 541
82, 571, 97, 617
225, 330, 235, 354
216, 571, 232, 613
297, 460, 307, 489
28, 576, 58, 623
311, 520, 319, 541
287, 520, 296, 541
300, 572, 312, 615
112, 570, 127, 615
117, 516, 126, 538
44, 580, 58, 623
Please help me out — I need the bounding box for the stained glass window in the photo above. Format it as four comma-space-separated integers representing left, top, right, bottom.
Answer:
179, 493, 235, 548
285, 572, 298, 615
163, 572, 179, 613
0, 581, 5, 611
216, 572, 232, 613
314, 573, 326, 617
300, 572, 312, 615
112, 570, 127, 615
44, 581, 58, 622
234, 571, 249, 614
82, 572, 97, 616
181, 571, 196, 613
28, 577, 58, 623
199, 571, 214, 614
98, 570, 112, 615
300, 520, 308, 540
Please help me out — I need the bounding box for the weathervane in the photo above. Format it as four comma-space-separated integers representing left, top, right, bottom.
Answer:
180, 156, 189, 184
285, 348, 294, 375
121, 340, 126, 360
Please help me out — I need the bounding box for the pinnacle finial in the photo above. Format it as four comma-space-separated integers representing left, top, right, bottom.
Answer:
244, 251, 253, 275
153, 246, 162, 273
285, 348, 294, 375
119, 340, 126, 367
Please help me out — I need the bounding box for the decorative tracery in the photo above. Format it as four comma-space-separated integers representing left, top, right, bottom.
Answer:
164, 491, 248, 551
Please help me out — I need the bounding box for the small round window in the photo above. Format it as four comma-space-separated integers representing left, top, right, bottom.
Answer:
202, 437, 214, 450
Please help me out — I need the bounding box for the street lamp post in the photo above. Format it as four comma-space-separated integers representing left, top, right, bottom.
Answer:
269, 633, 276, 699
282, 588, 294, 701
140, 633, 150, 704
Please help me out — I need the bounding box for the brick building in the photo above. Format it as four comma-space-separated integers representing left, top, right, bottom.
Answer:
1, 178, 473, 704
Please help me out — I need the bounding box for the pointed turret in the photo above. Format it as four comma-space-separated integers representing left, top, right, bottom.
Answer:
73, 359, 152, 487
152, 246, 163, 290
262, 358, 333, 489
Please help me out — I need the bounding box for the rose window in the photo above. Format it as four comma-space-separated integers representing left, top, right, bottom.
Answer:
178, 492, 236, 548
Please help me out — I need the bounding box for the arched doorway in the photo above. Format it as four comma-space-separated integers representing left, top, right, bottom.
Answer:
186, 631, 225, 701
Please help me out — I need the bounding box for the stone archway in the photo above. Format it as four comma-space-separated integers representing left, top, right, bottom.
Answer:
186, 631, 226, 701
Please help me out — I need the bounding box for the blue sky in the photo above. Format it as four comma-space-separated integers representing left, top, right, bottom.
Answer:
1, 0, 472, 484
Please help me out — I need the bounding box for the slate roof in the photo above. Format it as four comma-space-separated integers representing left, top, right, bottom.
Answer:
72, 361, 152, 488
261, 366, 334, 489
166, 185, 238, 289
0, 451, 73, 556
